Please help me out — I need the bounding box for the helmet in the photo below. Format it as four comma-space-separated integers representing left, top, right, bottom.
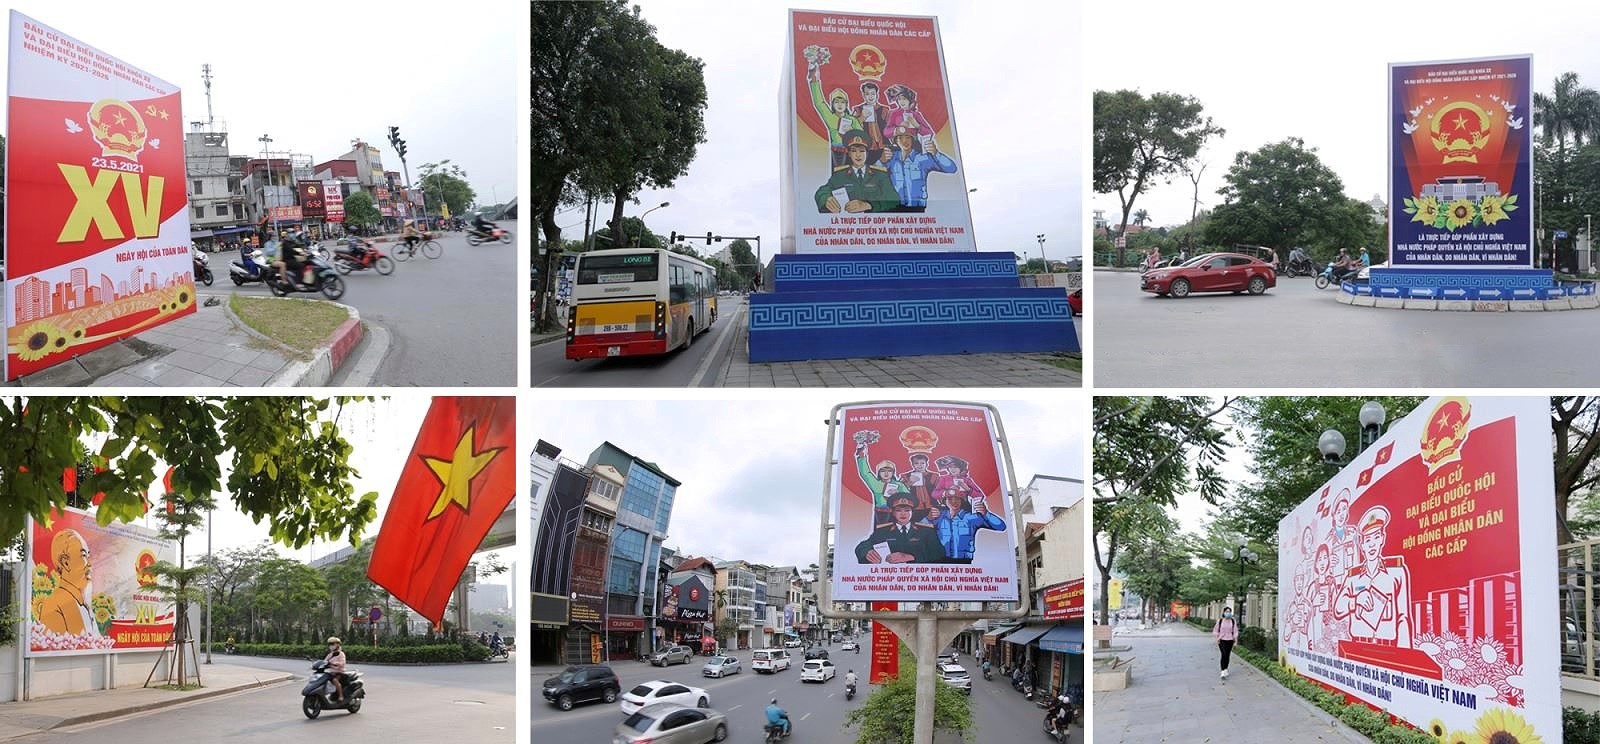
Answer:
770, 698, 779, 705
327, 637, 341, 645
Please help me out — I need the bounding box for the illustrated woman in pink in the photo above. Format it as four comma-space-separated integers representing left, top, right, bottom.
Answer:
883, 84, 934, 140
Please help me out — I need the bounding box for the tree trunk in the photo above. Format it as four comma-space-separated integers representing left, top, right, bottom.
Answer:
609, 189, 629, 247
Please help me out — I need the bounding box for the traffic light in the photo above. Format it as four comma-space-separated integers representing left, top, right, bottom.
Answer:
388, 126, 407, 160
705, 231, 713, 244
670, 231, 679, 244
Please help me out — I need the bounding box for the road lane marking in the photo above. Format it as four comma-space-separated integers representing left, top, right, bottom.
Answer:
727, 704, 742, 712
800, 712, 812, 720
689, 299, 745, 387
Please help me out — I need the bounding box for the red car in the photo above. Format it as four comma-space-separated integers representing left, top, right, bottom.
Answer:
1067, 289, 1083, 315
1141, 252, 1276, 298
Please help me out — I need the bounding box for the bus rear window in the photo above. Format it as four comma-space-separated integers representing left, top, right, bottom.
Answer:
577, 254, 659, 284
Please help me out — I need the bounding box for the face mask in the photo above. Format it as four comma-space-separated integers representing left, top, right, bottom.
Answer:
1224, 613, 1233, 618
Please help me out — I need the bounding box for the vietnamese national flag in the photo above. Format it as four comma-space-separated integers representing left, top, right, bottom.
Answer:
366, 397, 515, 625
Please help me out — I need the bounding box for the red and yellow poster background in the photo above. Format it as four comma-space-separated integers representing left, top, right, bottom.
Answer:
5, 12, 193, 379
28, 507, 174, 656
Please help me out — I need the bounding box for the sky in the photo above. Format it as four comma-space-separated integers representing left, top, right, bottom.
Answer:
1087, 0, 1600, 231
0, 1, 519, 207
554, 0, 1084, 264
534, 395, 1085, 569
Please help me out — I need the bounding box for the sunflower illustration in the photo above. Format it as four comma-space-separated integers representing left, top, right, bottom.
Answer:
1409, 195, 1442, 226
68, 326, 87, 342
1446, 730, 1470, 744
174, 287, 193, 310
1473, 707, 1542, 744
14, 321, 60, 361
1444, 199, 1477, 231
1479, 195, 1510, 225
1428, 718, 1447, 739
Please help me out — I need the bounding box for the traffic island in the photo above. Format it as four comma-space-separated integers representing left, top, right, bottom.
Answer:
1335, 269, 1600, 311
226, 296, 365, 385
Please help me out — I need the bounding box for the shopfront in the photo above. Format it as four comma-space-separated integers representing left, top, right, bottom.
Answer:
1037, 578, 1086, 697
1002, 624, 1052, 686
606, 616, 647, 660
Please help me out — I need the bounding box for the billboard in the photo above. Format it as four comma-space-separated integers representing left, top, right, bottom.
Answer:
1277, 397, 1557, 741
323, 181, 345, 223
831, 402, 1018, 602
1041, 578, 1084, 621
4, 12, 192, 380
298, 181, 326, 218
781, 10, 975, 254
662, 574, 711, 622
1390, 56, 1533, 267
28, 507, 175, 655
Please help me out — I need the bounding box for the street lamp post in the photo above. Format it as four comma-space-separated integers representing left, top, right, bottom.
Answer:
258, 134, 275, 235
1234, 542, 1257, 623
1036, 233, 1048, 272
1317, 401, 1389, 466
638, 202, 670, 247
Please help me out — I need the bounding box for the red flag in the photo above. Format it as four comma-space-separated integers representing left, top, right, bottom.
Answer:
1357, 467, 1374, 488
366, 397, 515, 625
1374, 442, 1395, 466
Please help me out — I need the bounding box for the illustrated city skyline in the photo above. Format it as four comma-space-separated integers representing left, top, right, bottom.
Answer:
12, 265, 192, 324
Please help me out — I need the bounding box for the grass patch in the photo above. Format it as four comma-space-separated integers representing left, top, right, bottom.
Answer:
230, 295, 348, 353
154, 683, 204, 691
1041, 353, 1082, 372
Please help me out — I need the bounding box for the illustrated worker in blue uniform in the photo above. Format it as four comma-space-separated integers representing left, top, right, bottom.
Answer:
881, 129, 957, 212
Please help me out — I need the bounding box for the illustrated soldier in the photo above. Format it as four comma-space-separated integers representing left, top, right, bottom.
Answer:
814, 130, 898, 214
855, 493, 943, 564
1333, 506, 1412, 648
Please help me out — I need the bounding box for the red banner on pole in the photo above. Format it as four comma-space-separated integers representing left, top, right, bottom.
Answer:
869, 601, 899, 684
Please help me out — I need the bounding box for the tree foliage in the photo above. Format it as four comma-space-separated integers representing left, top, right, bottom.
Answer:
591, 215, 663, 250
417, 160, 477, 218
1203, 138, 1380, 256
844, 643, 973, 744
343, 190, 381, 230
1093, 90, 1223, 265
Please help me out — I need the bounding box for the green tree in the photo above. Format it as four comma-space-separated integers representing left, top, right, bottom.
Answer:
146, 487, 215, 688
343, 191, 381, 230
844, 643, 973, 744
0, 397, 378, 549
726, 239, 759, 288
1116, 527, 1195, 617
1203, 138, 1363, 254
1093, 396, 1233, 627
1093, 90, 1224, 265
1535, 72, 1600, 165
591, 216, 663, 250
254, 557, 329, 643
198, 543, 277, 641
417, 160, 477, 218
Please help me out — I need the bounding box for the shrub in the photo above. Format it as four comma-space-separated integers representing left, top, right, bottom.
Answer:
1238, 625, 1270, 655
1568, 706, 1600, 744
1186, 617, 1216, 631
1232, 645, 1434, 743
231, 642, 467, 663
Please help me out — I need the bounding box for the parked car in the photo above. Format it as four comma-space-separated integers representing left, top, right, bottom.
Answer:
804, 647, 830, 660
620, 680, 711, 716
936, 649, 958, 666
840, 640, 859, 651
542, 664, 621, 711
1068, 288, 1083, 315
800, 659, 837, 683
937, 663, 972, 694
615, 703, 728, 744
1140, 252, 1277, 298
751, 649, 791, 674
701, 655, 741, 678
650, 645, 693, 667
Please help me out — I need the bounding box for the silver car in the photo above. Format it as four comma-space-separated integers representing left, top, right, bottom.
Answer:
650, 645, 693, 667
615, 702, 728, 744
701, 655, 740, 678
937, 663, 971, 694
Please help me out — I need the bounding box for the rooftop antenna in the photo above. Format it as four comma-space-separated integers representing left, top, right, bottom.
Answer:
201, 63, 214, 127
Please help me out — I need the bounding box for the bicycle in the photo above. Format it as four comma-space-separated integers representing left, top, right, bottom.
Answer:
393, 234, 443, 261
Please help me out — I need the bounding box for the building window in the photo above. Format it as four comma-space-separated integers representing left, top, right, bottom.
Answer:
214, 205, 229, 217
234, 204, 244, 219
192, 179, 203, 194
192, 206, 204, 219
621, 466, 664, 520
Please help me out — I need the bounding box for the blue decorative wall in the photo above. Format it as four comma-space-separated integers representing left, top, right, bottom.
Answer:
1345, 267, 1593, 300
748, 252, 1078, 363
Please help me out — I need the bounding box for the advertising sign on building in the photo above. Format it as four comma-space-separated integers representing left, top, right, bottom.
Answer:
268, 206, 302, 221
1390, 56, 1533, 266
298, 181, 326, 218
781, 10, 975, 254
1276, 397, 1557, 740
1041, 578, 1084, 621
665, 574, 711, 622
322, 181, 344, 223
4, 12, 193, 380
831, 402, 1018, 602
28, 507, 175, 655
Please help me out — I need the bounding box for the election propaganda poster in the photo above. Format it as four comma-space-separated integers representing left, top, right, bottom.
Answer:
831, 402, 1019, 602
4, 12, 193, 380
27, 506, 175, 656
781, 10, 976, 254
1390, 56, 1534, 267
1276, 397, 1558, 741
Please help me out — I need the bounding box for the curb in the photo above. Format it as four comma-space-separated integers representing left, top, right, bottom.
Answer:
530, 332, 565, 348
263, 302, 365, 387
33, 671, 295, 734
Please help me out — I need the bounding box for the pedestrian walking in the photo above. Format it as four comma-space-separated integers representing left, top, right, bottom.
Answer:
1213, 606, 1239, 679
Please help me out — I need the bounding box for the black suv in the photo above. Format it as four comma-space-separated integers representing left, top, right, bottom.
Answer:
804, 647, 829, 660
542, 664, 621, 711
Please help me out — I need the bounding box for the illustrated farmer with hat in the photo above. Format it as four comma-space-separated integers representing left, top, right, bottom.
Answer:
1333, 505, 1412, 648
855, 434, 909, 523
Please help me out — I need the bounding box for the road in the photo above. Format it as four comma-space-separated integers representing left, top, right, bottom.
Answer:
531, 634, 1082, 743
37, 655, 513, 744
529, 296, 745, 387
218, 233, 517, 386
1094, 269, 1600, 386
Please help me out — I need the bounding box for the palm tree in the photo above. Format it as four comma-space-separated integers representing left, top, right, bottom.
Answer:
1132, 208, 1151, 227
1535, 72, 1600, 161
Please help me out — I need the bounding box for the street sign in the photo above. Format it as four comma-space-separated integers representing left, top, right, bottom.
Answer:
1556, 230, 1570, 239
370, 607, 382, 622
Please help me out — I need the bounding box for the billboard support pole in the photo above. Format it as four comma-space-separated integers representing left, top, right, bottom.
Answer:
16, 515, 30, 702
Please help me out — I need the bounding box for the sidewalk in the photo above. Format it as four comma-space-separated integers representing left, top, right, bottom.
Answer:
6, 292, 365, 387
0, 661, 295, 741
1094, 621, 1369, 744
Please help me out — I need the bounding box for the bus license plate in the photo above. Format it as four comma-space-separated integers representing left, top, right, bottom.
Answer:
600, 323, 632, 333
607, 346, 622, 357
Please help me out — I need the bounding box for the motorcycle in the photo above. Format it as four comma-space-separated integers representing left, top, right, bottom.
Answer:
1044, 714, 1069, 743
301, 659, 365, 719
267, 250, 346, 301
486, 644, 509, 662
983, 666, 992, 681
1283, 254, 1315, 278
466, 226, 513, 246
332, 241, 395, 276
845, 682, 856, 701
193, 251, 213, 286
764, 721, 793, 744
223, 642, 236, 655
1314, 261, 1359, 290
229, 249, 271, 287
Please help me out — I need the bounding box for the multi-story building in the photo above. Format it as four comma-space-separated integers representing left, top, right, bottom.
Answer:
586, 441, 680, 660
713, 561, 759, 650
660, 556, 715, 652
184, 122, 250, 248
529, 450, 592, 665
990, 483, 1085, 699
566, 463, 622, 664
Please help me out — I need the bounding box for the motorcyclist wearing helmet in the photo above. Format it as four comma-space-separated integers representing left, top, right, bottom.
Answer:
273, 227, 310, 288
345, 232, 372, 260
765, 697, 791, 737
471, 212, 497, 238
324, 637, 347, 702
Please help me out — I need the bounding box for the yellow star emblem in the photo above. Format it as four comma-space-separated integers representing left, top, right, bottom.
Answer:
422, 425, 502, 520
160, 109, 169, 120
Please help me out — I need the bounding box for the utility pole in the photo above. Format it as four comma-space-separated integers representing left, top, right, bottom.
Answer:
201, 64, 214, 127
259, 134, 275, 234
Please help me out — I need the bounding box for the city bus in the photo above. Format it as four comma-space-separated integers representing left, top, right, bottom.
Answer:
565, 248, 717, 360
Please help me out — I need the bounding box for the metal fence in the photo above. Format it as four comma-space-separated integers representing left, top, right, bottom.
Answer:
1560, 538, 1600, 679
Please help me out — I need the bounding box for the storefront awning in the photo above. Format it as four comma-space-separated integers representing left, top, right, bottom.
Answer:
982, 622, 1021, 640
189, 229, 215, 238
1038, 623, 1084, 654
1002, 624, 1052, 646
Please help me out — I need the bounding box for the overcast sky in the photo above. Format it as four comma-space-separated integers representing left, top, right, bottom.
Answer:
535, 395, 1085, 568
1088, 0, 1600, 231
1, 1, 519, 207
554, 0, 1084, 263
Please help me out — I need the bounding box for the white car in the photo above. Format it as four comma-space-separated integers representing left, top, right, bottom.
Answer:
751, 649, 791, 674
937, 663, 971, 694
799, 659, 836, 683
618, 680, 710, 716
784, 639, 803, 649
840, 640, 858, 651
